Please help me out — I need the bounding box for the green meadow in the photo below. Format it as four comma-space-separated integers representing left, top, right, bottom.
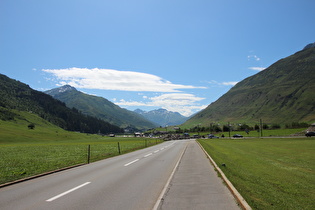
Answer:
0, 112, 163, 185
198, 138, 315, 209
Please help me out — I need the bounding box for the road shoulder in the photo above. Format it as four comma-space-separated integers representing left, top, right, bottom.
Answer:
157, 140, 241, 210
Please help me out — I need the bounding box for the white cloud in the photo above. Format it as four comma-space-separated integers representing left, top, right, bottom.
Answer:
248, 67, 266, 71
247, 55, 261, 61
149, 93, 205, 106
152, 94, 207, 116
207, 80, 238, 86
42, 67, 206, 92
117, 99, 147, 106
221, 81, 238, 86
115, 93, 206, 117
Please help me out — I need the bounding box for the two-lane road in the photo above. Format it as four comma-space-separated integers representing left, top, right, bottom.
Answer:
0, 140, 188, 210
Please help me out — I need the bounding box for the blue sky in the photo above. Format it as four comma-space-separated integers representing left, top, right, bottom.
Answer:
1, 0, 314, 116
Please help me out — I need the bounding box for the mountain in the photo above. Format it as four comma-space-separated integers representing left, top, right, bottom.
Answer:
134, 108, 188, 127
45, 86, 157, 130
184, 43, 315, 126
303, 42, 315, 50
0, 74, 123, 134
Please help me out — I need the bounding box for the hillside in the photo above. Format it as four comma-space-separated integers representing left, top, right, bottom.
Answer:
134, 108, 188, 127
45, 86, 157, 130
0, 74, 123, 134
185, 43, 315, 126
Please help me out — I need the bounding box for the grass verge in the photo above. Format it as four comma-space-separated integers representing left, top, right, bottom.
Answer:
0, 113, 163, 185
198, 138, 315, 209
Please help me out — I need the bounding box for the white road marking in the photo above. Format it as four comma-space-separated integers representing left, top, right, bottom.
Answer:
144, 153, 153, 157
46, 182, 91, 202
124, 142, 175, 166
124, 159, 139, 166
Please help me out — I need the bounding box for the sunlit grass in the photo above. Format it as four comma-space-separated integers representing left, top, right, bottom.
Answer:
198, 138, 315, 209
0, 138, 163, 184
0, 115, 163, 184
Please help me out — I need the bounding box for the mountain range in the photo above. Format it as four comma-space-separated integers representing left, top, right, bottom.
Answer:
134, 108, 188, 127
1, 42, 314, 132
184, 42, 315, 127
0, 74, 123, 134
45, 86, 157, 130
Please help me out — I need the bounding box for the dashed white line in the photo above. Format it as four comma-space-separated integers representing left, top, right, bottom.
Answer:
46, 182, 91, 202
124, 143, 175, 166
144, 153, 153, 157
124, 159, 140, 166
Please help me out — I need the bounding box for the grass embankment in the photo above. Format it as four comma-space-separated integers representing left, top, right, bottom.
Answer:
0, 111, 163, 185
198, 138, 315, 209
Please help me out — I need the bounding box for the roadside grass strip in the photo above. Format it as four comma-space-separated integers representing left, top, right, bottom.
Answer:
198, 138, 315, 210
0, 138, 163, 185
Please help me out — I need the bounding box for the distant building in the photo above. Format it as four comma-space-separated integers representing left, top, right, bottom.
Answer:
134, 132, 143, 137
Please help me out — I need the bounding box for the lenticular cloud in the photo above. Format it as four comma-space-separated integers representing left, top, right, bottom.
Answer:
43, 67, 205, 92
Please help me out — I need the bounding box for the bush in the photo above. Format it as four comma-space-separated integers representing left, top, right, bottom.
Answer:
28, 123, 35, 129
223, 125, 230, 132
285, 122, 309, 129
271, 123, 281, 129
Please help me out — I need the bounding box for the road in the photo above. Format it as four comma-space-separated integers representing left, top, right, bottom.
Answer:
0, 140, 187, 210
0, 139, 240, 210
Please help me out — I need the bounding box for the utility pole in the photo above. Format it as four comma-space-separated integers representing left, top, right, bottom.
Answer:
228, 122, 231, 138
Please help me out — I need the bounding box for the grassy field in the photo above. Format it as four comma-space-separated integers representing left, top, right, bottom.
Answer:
0, 112, 163, 185
0, 138, 162, 185
198, 138, 315, 209
190, 128, 307, 138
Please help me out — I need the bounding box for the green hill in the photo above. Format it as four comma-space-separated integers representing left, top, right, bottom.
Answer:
0, 74, 123, 134
45, 85, 157, 130
185, 43, 315, 127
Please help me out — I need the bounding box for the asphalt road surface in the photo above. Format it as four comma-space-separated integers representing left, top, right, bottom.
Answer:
1, 140, 187, 210
0, 139, 240, 210
156, 140, 240, 210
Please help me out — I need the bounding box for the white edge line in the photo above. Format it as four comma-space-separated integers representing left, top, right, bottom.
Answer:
46, 182, 91, 202
152, 142, 188, 210
124, 159, 140, 166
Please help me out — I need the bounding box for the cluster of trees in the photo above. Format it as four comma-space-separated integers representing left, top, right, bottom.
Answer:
179, 121, 310, 134
0, 74, 123, 134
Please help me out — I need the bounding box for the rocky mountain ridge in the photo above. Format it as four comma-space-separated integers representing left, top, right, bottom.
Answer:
134, 108, 188, 127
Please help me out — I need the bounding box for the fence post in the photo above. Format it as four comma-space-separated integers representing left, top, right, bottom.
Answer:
87, 144, 91, 164
117, 142, 121, 154
260, 119, 263, 138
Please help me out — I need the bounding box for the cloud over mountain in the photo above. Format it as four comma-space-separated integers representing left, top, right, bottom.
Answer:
43, 68, 206, 92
